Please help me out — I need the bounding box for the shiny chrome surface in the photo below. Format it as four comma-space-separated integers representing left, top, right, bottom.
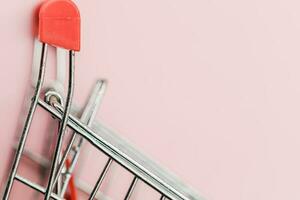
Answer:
37, 99, 204, 200
2, 43, 48, 200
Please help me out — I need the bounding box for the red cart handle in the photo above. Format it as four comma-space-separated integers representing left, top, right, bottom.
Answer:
39, 0, 81, 51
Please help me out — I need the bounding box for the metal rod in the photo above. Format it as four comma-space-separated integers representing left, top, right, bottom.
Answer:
38, 99, 173, 199
56, 80, 106, 197
52, 131, 76, 188
14, 174, 63, 200
11, 149, 111, 200
37, 99, 203, 200
88, 158, 113, 200
44, 50, 75, 200
12, 144, 49, 168
124, 177, 138, 200
2, 43, 48, 200
160, 196, 167, 200
76, 179, 112, 200
56, 123, 63, 195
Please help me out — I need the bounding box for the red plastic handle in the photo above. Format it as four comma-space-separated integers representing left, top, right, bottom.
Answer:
39, 0, 81, 51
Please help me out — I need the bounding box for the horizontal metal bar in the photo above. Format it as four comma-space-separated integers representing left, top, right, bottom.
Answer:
38, 99, 204, 200
14, 174, 63, 200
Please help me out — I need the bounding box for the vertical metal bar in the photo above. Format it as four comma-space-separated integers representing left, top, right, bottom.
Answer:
12, 144, 49, 168
37, 100, 204, 200
88, 158, 113, 200
160, 195, 166, 200
54, 81, 105, 188
2, 43, 48, 200
76, 179, 112, 200
56, 123, 63, 195
124, 177, 139, 200
59, 80, 106, 197
52, 131, 75, 188
44, 50, 75, 200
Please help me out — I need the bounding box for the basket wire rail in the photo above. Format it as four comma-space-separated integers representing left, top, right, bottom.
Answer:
1, 0, 204, 200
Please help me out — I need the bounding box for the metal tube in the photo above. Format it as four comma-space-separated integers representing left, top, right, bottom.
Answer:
38, 99, 174, 199
60, 81, 106, 196
2, 43, 48, 200
124, 177, 138, 200
160, 196, 166, 200
75, 179, 112, 200
55, 80, 105, 196
88, 158, 113, 200
12, 144, 49, 168
52, 131, 76, 188
37, 99, 203, 200
44, 50, 75, 200
56, 123, 63, 195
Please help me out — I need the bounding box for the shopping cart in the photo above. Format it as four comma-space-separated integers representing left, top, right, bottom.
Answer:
1, 0, 204, 200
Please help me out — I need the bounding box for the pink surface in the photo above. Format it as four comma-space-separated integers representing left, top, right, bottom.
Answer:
1, 0, 300, 199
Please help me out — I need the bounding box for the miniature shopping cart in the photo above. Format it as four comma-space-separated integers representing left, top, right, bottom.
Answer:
1, 0, 204, 200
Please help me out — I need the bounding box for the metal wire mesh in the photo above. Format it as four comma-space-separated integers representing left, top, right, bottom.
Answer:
1, 43, 203, 200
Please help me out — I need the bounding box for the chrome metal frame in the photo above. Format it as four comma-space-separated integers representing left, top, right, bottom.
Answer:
37, 99, 204, 200
3, 43, 48, 200
2, 44, 204, 200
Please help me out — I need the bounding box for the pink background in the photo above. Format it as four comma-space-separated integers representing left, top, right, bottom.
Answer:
1, 0, 300, 199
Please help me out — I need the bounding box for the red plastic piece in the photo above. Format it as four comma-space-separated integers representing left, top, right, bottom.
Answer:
39, 0, 80, 51
65, 159, 78, 200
